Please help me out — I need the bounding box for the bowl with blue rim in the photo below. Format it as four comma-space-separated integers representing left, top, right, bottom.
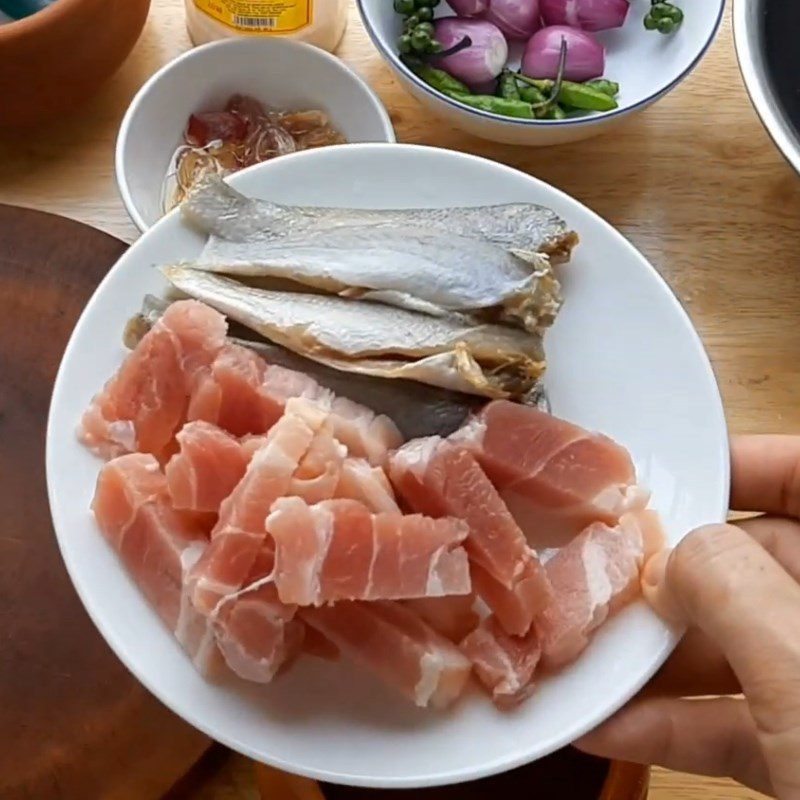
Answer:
357, 0, 725, 145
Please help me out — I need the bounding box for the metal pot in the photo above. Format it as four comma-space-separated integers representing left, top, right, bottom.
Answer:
734, 0, 800, 174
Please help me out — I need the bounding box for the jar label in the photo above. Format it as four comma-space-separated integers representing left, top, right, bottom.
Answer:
192, 0, 313, 33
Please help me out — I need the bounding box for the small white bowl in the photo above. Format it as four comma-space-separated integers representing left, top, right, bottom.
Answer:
357, 0, 725, 146
116, 38, 395, 232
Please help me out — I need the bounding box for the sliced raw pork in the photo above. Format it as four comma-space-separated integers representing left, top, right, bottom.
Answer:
188, 343, 329, 437
174, 551, 227, 679
187, 342, 402, 465
389, 437, 551, 635
329, 396, 403, 467
80, 301, 227, 460
92, 453, 224, 675
451, 401, 649, 548
537, 510, 665, 669
165, 421, 250, 512
288, 417, 347, 504
267, 497, 471, 606
188, 398, 328, 616
460, 616, 541, 707
301, 601, 472, 708
468, 561, 551, 638
335, 458, 400, 513
404, 595, 480, 642
213, 545, 305, 683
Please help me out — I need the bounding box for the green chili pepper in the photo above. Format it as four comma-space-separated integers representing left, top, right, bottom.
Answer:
405, 61, 472, 95
449, 93, 535, 119
557, 81, 618, 111
519, 85, 547, 105
513, 38, 569, 116
517, 76, 555, 94
540, 104, 567, 120
515, 74, 619, 113
585, 78, 619, 98
499, 71, 521, 101
394, 0, 415, 14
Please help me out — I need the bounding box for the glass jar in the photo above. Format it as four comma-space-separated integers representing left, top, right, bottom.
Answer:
185, 0, 348, 53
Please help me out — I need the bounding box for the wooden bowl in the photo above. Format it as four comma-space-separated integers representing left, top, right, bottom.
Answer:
0, 0, 151, 131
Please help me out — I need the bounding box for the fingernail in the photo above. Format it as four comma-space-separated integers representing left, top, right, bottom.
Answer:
642, 549, 670, 588
641, 549, 684, 625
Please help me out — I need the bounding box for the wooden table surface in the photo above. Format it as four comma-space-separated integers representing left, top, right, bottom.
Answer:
2, 0, 795, 797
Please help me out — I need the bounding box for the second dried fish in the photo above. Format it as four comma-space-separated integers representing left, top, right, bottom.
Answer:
162, 267, 546, 399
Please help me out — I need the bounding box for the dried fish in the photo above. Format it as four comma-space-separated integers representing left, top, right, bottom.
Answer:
181, 175, 578, 263
162, 267, 546, 399
192, 222, 562, 333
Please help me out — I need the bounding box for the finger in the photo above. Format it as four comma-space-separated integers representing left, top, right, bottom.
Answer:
644, 627, 739, 698
731, 435, 800, 518
661, 523, 800, 797
642, 516, 800, 698
738, 516, 800, 583
575, 696, 773, 796
642, 517, 800, 620
661, 525, 800, 704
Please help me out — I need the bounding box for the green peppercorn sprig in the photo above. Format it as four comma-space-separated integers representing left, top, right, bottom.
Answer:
395, 0, 443, 55
644, 0, 684, 34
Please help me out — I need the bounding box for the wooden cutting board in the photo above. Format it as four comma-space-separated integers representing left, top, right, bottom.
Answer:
0, 206, 209, 800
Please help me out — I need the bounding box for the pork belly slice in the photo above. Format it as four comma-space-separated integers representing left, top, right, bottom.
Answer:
187, 342, 401, 466
267, 497, 471, 606
389, 437, 551, 635
187, 398, 328, 616
212, 545, 305, 683
288, 418, 347, 504
335, 457, 400, 513
92, 453, 224, 676
80, 300, 227, 460
165, 421, 250, 513
328, 396, 403, 467
460, 616, 541, 707
404, 595, 480, 643
450, 401, 649, 548
301, 601, 472, 709
537, 510, 665, 669
188, 342, 329, 437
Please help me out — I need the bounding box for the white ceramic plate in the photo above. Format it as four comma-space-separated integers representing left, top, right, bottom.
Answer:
47, 144, 728, 788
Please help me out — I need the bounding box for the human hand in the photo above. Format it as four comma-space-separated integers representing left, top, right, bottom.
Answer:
575, 435, 800, 799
